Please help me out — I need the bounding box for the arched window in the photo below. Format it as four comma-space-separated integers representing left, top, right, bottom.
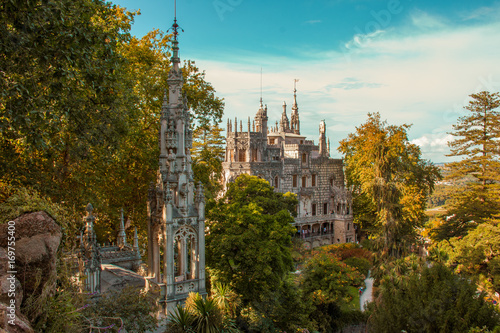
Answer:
274, 176, 279, 188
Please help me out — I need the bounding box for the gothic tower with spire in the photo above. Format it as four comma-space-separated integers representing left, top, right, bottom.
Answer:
147, 15, 207, 315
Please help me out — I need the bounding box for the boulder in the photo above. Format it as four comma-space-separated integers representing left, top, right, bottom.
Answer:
0, 211, 61, 332
0, 212, 62, 299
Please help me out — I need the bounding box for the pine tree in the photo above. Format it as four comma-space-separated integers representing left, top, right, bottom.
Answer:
437, 91, 500, 240
447, 91, 500, 187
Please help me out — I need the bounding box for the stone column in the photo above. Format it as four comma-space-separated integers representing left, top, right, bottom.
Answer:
198, 219, 206, 292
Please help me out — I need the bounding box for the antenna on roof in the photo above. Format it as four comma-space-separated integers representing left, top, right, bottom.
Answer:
260, 67, 263, 101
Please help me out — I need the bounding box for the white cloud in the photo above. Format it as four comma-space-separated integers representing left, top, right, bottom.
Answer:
411, 134, 453, 162
197, 15, 500, 162
410, 9, 447, 30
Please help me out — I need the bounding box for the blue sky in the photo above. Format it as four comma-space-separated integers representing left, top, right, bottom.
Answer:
112, 0, 500, 163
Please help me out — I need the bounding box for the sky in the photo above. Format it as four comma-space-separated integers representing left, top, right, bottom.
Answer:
112, 0, 500, 163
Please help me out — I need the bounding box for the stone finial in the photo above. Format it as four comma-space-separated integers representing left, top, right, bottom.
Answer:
86, 203, 93, 213
117, 208, 127, 247
133, 227, 139, 250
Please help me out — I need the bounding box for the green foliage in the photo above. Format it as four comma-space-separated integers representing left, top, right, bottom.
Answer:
437, 91, 500, 240
192, 124, 225, 200
301, 251, 364, 305
344, 257, 372, 277
437, 220, 500, 292
206, 175, 297, 304
168, 305, 196, 333
83, 286, 158, 333
338, 112, 440, 255
0, 0, 224, 246
23, 252, 87, 332
369, 264, 500, 332
211, 282, 241, 318
0, 183, 80, 249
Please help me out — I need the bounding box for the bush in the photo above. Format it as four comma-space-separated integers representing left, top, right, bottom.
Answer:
344, 257, 372, 277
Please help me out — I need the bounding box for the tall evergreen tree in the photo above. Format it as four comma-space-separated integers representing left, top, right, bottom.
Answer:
436, 91, 500, 240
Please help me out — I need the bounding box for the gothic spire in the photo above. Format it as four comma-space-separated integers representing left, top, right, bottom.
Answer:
291, 79, 300, 134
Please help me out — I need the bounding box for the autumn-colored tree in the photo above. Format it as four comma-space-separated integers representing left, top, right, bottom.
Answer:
0, 1, 224, 244
338, 113, 440, 255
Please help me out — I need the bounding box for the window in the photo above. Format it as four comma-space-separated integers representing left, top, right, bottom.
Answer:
312, 174, 316, 186
346, 205, 350, 214
238, 150, 246, 162
302, 153, 307, 163
252, 149, 258, 162
347, 223, 350, 231
274, 176, 279, 188
302, 176, 307, 187
269, 138, 275, 144
337, 203, 341, 214
329, 178, 333, 186
292, 175, 297, 187
312, 204, 317, 216
323, 203, 328, 215
300, 140, 303, 144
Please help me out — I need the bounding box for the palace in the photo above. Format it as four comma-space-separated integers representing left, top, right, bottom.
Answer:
222, 88, 355, 248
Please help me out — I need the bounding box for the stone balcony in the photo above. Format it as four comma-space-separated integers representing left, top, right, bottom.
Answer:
294, 214, 352, 225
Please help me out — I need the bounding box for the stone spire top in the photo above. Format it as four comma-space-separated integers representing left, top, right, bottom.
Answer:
291, 79, 300, 134
279, 101, 290, 133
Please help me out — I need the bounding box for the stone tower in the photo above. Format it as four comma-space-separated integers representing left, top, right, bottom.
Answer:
146, 17, 206, 314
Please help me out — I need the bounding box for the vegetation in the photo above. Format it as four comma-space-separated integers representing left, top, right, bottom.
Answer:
206, 174, 297, 305
432, 91, 500, 240
338, 112, 440, 255
2, 0, 499, 329
0, 0, 224, 245
369, 263, 500, 332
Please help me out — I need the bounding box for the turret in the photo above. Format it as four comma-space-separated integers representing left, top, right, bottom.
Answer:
279, 101, 290, 133
254, 98, 268, 135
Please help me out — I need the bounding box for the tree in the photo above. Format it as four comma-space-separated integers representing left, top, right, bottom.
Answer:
368, 264, 500, 332
83, 286, 159, 333
301, 251, 364, 305
338, 113, 440, 255
192, 124, 225, 200
206, 175, 297, 304
437, 219, 500, 293
0, 1, 225, 245
436, 91, 500, 240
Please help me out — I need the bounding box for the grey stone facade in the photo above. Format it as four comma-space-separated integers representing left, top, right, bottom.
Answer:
146, 26, 207, 315
222, 89, 355, 249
